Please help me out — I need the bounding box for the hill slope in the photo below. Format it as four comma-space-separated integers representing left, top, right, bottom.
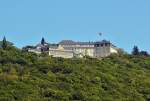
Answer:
0, 47, 150, 101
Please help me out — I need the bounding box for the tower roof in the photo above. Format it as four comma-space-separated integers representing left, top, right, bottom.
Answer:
95, 40, 111, 44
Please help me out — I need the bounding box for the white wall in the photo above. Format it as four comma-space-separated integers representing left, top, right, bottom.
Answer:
110, 47, 118, 54
95, 46, 110, 57
73, 48, 95, 57
50, 44, 118, 58
49, 50, 74, 58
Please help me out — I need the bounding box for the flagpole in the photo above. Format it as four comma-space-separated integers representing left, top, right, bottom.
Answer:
98, 32, 102, 41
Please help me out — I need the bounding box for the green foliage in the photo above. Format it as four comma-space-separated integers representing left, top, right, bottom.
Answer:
140, 51, 150, 57
2, 36, 7, 49
132, 46, 140, 55
41, 37, 45, 45
0, 47, 150, 101
132, 46, 150, 57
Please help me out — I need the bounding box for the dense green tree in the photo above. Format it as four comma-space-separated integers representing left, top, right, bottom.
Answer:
132, 46, 140, 55
140, 51, 149, 57
41, 37, 45, 45
0, 42, 150, 101
147, 98, 150, 101
2, 36, 7, 49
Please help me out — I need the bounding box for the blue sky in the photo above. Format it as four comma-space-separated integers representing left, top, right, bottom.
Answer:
0, 0, 150, 53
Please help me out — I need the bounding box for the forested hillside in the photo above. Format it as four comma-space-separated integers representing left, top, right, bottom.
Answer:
0, 45, 150, 101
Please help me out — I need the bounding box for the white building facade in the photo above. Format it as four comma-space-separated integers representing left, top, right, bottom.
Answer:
24, 39, 118, 58
49, 40, 118, 58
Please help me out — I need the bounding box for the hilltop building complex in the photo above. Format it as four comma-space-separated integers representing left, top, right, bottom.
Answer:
23, 38, 118, 58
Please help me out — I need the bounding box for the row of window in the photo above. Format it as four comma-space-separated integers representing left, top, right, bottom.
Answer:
95, 43, 110, 47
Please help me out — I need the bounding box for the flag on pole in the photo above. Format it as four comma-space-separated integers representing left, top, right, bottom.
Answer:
99, 33, 102, 36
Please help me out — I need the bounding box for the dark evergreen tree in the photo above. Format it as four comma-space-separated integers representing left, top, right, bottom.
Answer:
140, 51, 149, 57
41, 37, 45, 45
2, 36, 7, 49
132, 46, 140, 55
147, 98, 150, 101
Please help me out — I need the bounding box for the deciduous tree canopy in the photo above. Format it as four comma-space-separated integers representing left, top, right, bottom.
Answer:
0, 44, 150, 101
